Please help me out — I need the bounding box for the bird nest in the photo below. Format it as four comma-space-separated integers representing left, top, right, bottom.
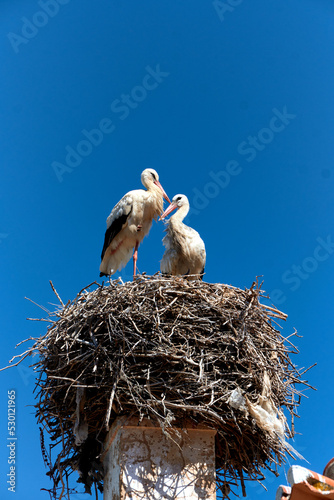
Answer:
13, 275, 312, 499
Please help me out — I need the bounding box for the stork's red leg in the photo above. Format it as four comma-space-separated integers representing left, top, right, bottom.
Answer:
133, 241, 139, 279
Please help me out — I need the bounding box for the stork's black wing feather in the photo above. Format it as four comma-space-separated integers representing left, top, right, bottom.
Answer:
100, 204, 133, 261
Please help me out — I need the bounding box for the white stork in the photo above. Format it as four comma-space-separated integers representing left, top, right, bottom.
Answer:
160, 194, 206, 279
100, 168, 170, 278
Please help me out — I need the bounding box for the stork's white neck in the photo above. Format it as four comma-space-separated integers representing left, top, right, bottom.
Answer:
144, 183, 164, 217
170, 203, 189, 223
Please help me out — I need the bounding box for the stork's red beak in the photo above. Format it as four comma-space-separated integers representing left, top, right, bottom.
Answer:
159, 201, 178, 220
154, 180, 171, 204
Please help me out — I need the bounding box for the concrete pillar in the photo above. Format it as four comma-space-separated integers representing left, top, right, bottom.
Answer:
102, 417, 217, 500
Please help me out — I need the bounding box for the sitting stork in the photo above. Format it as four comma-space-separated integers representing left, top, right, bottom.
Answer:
100, 168, 170, 278
160, 194, 206, 280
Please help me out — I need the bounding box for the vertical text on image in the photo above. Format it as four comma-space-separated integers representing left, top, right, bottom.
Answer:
7, 389, 16, 493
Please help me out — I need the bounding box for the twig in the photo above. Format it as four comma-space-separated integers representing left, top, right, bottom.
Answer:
49, 281, 65, 307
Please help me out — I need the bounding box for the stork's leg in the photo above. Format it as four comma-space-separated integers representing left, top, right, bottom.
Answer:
133, 241, 139, 279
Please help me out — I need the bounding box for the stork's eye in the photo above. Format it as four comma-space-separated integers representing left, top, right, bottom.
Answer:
176, 196, 182, 202
151, 172, 157, 181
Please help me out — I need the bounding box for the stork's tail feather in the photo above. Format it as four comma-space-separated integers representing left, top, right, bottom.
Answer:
99, 272, 109, 277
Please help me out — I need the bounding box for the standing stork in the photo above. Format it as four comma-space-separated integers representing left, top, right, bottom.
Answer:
100, 168, 170, 278
160, 194, 206, 279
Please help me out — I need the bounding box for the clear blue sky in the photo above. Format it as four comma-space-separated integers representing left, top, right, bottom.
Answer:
1, 1, 334, 498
